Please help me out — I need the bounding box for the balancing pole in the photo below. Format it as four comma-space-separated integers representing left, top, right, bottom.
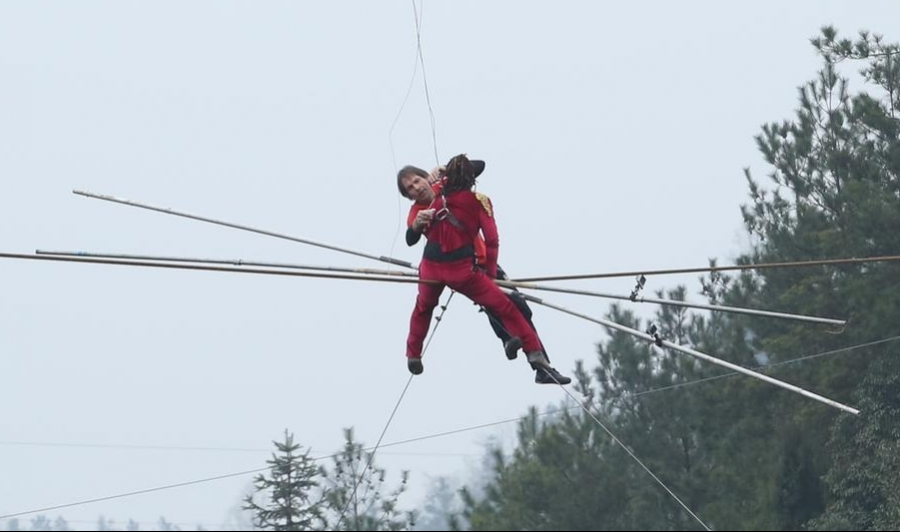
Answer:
519, 291, 859, 415
35, 250, 418, 278
496, 279, 846, 328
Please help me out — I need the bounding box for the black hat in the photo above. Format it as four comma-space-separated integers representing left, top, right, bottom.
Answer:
469, 159, 486, 177
444, 155, 486, 193
445, 154, 485, 178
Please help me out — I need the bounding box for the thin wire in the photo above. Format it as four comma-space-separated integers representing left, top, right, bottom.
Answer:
388, 0, 425, 171
387, 0, 425, 269
0, 468, 269, 519
0, 441, 480, 457
31, 520, 236, 529
0, 441, 271, 453
553, 380, 711, 531
4, 333, 892, 520
335, 291, 456, 529
411, 0, 440, 165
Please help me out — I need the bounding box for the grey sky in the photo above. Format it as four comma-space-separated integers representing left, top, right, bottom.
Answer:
1, 1, 896, 529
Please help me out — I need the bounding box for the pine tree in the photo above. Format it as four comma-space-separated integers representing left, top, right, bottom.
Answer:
28, 516, 52, 532
243, 430, 325, 531
456, 26, 900, 531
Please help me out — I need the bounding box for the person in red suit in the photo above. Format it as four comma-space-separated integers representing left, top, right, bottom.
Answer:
397, 155, 570, 385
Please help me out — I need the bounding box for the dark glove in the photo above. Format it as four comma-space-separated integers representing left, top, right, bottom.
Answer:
408, 358, 424, 375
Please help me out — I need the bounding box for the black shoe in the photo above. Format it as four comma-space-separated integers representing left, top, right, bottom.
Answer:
503, 337, 523, 360
535, 366, 571, 385
408, 358, 424, 375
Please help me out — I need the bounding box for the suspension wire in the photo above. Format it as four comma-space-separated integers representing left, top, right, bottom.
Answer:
0, 467, 269, 520
553, 379, 711, 531
387, 0, 425, 268
388, 0, 426, 173
512, 254, 900, 283
410, 0, 440, 166
335, 291, 455, 529
4, 333, 894, 521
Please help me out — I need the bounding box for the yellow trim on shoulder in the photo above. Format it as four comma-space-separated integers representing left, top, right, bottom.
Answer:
475, 192, 493, 218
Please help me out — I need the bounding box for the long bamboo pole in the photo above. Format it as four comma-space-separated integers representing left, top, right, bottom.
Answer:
513, 255, 900, 283
67, 190, 860, 413
518, 292, 859, 415
35, 250, 418, 278
73, 190, 417, 269
496, 280, 846, 327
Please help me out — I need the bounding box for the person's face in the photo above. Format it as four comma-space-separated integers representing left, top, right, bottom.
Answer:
400, 173, 435, 204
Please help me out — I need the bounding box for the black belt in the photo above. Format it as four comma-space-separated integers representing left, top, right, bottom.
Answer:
423, 242, 476, 263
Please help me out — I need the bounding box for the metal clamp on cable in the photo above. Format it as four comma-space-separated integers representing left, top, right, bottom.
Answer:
647, 323, 664, 347
630, 274, 647, 302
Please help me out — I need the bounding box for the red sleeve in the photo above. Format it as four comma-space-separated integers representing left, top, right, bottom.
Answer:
477, 195, 499, 279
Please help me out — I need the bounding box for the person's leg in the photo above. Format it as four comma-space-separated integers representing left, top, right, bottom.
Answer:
484, 308, 512, 343
406, 262, 445, 360
496, 267, 551, 364
450, 265, 543, 356
493, 267, 569, 384
479, 266, 523, 359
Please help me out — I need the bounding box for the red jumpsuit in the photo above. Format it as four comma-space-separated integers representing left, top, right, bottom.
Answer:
405, 188, 543, 360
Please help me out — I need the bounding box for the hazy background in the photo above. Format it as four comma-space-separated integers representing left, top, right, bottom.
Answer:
1, 1, 896, 529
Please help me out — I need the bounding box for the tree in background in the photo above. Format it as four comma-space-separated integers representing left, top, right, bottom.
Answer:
243, 431, 325, 531
319, 429, 415, 532
414, 477, 463, 531
95, 516, 119, 531
243, 429, 415, 531
26, 517, 51, 532
453, 26, 900, 531
742, 26, 900, 530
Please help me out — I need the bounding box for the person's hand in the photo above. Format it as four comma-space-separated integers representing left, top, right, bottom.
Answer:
427, 166, 445, 185
413, 208, 435, 232
408, 358, 424, 375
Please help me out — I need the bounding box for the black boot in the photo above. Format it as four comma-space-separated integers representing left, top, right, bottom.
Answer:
503, 337, 523, 360
407, 358, 424, 375
535, 366, 571, 385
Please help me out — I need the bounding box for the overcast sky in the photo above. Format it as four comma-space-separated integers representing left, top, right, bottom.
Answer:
1, 1, 896, 529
